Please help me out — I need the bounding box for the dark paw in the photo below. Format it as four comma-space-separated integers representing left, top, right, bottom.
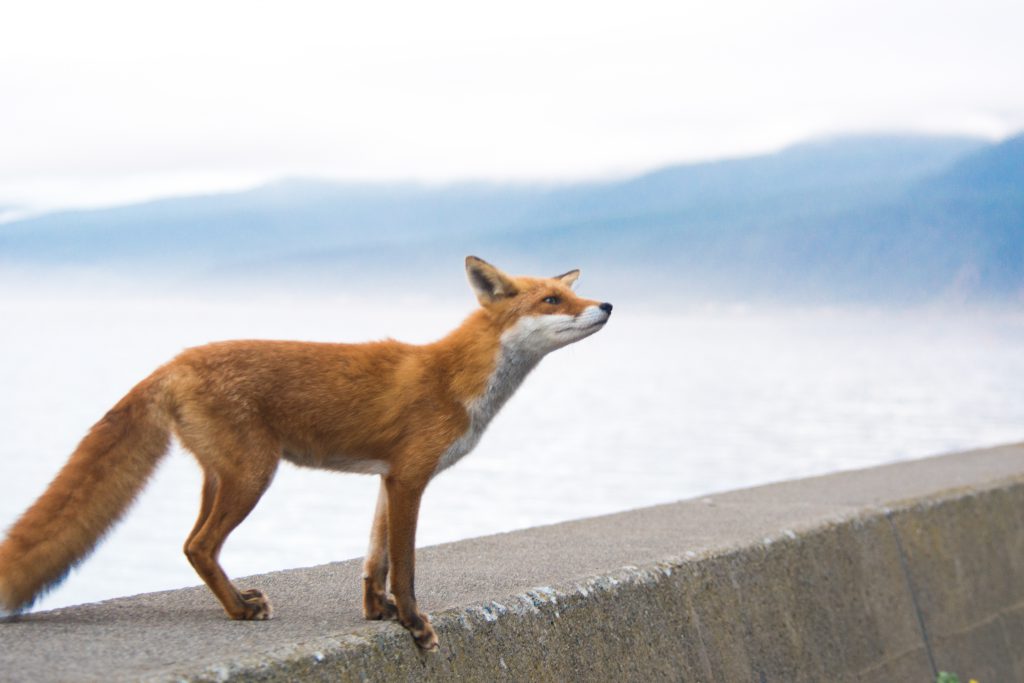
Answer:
403, 612, 439, 651
364, 593, 398, 621
237, 588, 273, 620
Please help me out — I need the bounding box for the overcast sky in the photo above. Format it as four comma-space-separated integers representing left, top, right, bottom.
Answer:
2, 0, 1022, 210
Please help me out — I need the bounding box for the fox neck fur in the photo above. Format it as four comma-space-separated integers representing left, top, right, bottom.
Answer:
433, 314, 546, 473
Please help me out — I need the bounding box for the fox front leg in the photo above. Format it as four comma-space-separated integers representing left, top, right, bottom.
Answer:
362, 477, 397, 620
384, 475, 438, 650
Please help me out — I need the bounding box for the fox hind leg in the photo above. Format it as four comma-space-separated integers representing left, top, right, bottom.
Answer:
183, 460, 278, 620
185, 473, 218, 551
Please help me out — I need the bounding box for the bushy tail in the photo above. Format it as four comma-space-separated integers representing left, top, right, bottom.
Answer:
0, 375, 171, 613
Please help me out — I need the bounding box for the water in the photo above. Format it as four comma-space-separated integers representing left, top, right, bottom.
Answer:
2, 290, 1023, 612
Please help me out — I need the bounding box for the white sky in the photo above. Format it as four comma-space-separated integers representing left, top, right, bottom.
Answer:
2, 0, 1023, 210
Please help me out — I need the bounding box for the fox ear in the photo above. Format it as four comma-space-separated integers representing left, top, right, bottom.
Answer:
466, 256, 518, 304
553, 269, 580, 289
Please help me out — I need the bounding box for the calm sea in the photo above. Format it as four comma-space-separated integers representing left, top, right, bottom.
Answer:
2, 289, 1022, 611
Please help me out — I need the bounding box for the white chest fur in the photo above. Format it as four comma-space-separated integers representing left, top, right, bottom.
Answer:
432, 322, 551, 475
432, 308, 606, 476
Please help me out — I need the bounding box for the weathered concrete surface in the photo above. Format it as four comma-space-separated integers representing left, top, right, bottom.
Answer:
2, 443, 1023, 681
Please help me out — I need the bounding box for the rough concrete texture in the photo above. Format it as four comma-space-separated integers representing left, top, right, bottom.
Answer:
2, 443, 1023, 681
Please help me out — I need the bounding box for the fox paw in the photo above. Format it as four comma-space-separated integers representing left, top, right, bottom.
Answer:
402, 611, 439, 651
236, 588, 273, 620
363, 592, 398, 621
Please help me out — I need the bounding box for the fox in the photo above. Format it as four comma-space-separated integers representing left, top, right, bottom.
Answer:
0, 256, 612, 649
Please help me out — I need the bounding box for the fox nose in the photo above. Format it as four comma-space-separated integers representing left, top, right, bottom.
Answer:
599, 302, 613, 314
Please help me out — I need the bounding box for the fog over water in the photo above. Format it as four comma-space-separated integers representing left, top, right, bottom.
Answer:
2, 286, 1022, 612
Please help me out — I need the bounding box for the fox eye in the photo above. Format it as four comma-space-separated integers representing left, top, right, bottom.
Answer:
543, 296, 560, 305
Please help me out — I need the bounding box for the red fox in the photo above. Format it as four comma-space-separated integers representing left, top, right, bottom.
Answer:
0, 256, 611, 649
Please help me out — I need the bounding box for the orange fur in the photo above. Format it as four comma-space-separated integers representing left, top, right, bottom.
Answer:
0, 257, 611, 649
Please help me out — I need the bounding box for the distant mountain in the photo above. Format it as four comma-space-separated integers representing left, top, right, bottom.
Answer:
877, 134, 1024, 299
0, 180, 554, 267
686, 133, 1024, 302
2, 132, 1019, 304
477, 133, 1024, 303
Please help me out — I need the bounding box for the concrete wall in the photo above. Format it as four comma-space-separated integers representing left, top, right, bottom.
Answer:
2, 444, 1023, 681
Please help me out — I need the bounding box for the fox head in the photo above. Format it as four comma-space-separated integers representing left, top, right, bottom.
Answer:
465, 255, 612, 357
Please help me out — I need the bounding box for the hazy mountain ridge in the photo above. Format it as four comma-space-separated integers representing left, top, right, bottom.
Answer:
1, 133, 1019, 303
474, 133, 1023, 302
